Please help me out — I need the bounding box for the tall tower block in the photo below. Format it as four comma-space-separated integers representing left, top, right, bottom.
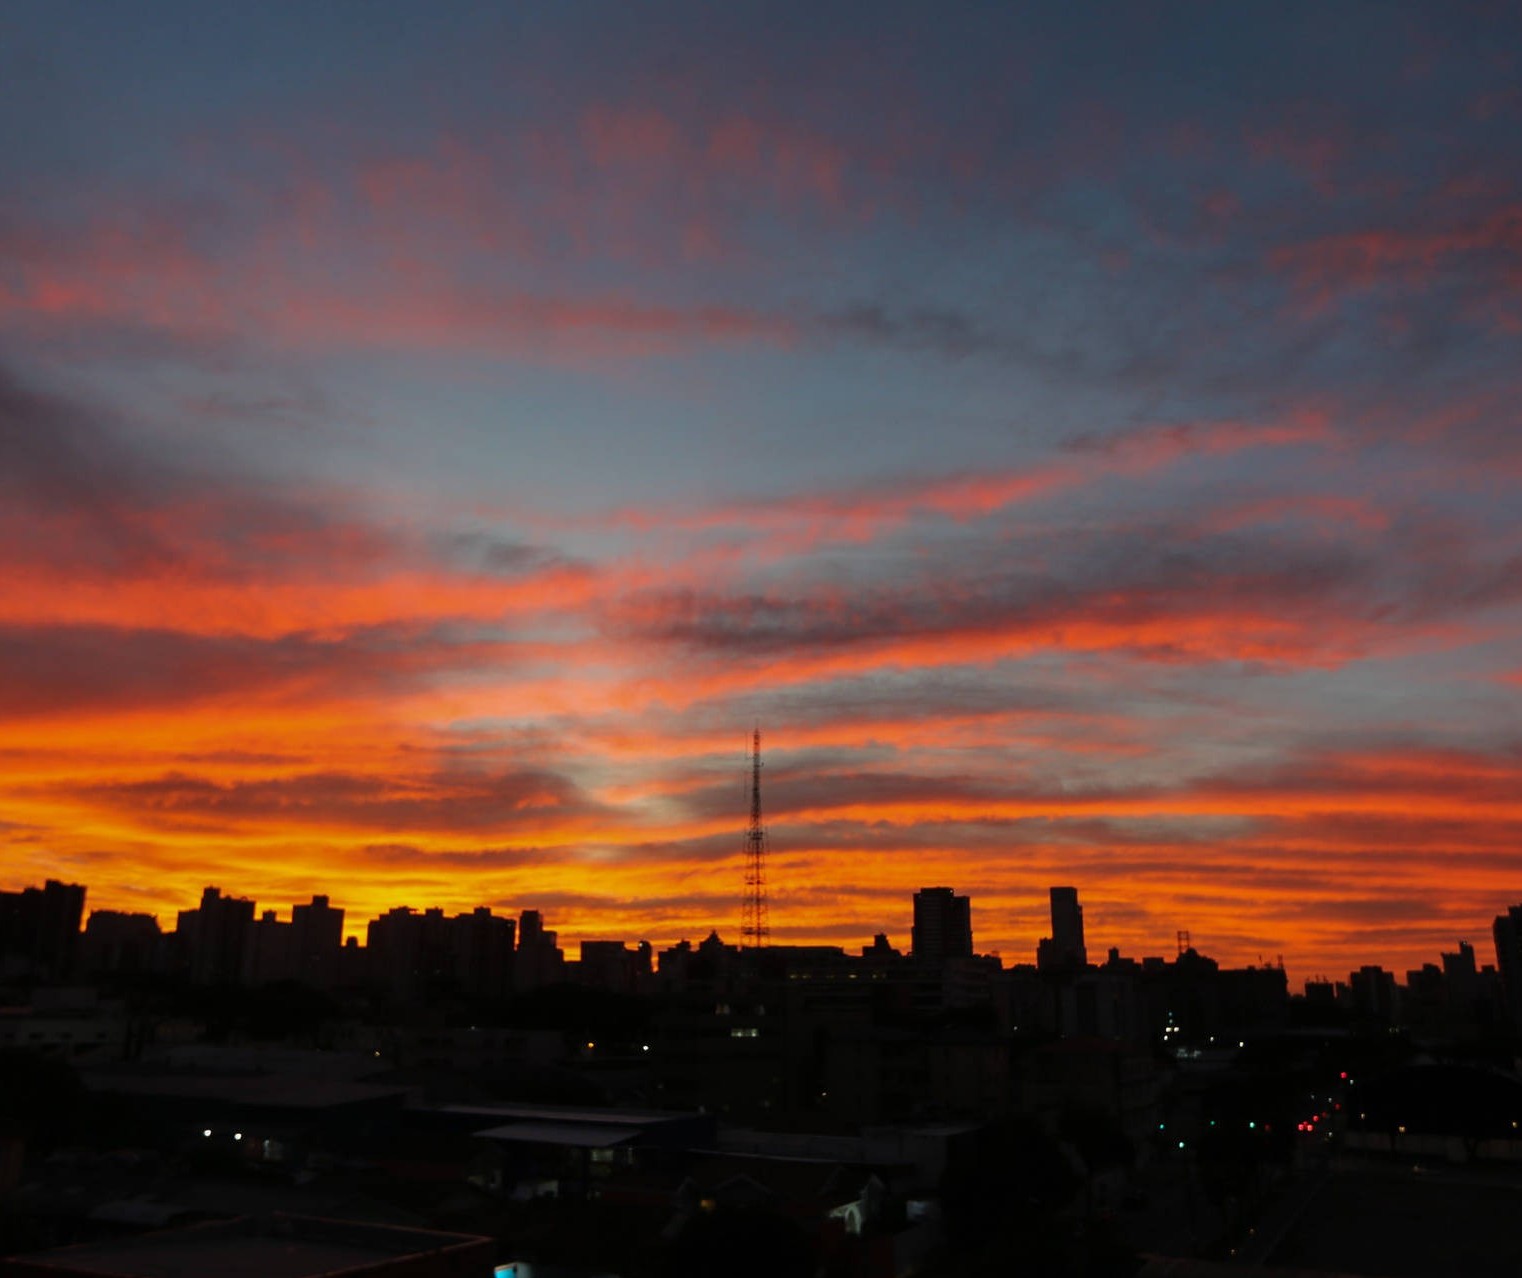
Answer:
912, 887, 973, 961
741, 728, 770, 949
1037, 886, 1087, 971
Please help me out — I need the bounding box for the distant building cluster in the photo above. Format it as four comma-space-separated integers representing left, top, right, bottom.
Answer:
6, 877, 1521, 1073
7, 877, 1522, 1275
1, 882, 589, 1002
0, 880, 85, 985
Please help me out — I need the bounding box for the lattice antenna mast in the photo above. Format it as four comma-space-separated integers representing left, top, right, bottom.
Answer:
741, 728, 770, 948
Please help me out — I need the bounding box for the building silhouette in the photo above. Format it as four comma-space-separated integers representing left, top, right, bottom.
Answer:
176, 887, 255, 986
1037, 885, 1086, 971
515, 908, 565, 989
78, 909, 161, 977
244, 908, 295, 985
450, 906, 515, 1000
1494, 904, 1522, 1033
911, 887, 972, 961
291, 895, 345, 990
0, 879, 86, 980
1349, 964, 1400, 1025
578, 939, 652, 993
0, 871, 1509, 1069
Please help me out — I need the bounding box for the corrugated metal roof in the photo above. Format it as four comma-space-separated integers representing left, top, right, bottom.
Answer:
473, 1122, 639, 1148
440, 1102, 686, 1125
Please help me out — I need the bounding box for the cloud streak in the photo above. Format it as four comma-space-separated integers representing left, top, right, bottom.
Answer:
3, 4, 1522, 980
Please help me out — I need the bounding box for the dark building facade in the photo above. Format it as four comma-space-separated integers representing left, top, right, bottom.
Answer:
911, 887, 972, 961
515, 907, 565, 989
0, 879, 86, 980
78, 909, 161, 977
291, 894, 346, 989
1494, 904, 1522, 1033
1037, 885, 1086, 971
175, 886, 255, 986
366, 904, 516, 1001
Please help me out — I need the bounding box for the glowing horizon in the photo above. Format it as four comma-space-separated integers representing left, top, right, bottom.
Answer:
4, 2, 1522, 985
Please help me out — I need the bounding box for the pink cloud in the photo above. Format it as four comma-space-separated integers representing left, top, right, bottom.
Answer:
1270, 204, 1522, 312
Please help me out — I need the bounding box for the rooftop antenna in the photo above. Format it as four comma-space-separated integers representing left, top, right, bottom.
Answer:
741, 727, 770, 949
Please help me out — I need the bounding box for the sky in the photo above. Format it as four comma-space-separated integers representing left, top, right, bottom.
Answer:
3, 1, 1521, 982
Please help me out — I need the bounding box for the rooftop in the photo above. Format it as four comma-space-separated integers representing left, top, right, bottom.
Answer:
2, 1213, 492, 1278
473, 1121, 640, 1149
82, 1070, 408, 1110
434, 1102, 692, 1127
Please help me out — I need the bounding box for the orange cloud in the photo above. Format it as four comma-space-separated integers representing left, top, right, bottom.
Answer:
2, 364, 1518, 984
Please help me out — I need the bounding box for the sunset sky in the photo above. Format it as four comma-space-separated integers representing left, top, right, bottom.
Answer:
4, 2, 1522, 982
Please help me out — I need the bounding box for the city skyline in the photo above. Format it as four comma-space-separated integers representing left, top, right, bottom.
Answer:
4, 4, 1522, 978
7, 871, 1515, 989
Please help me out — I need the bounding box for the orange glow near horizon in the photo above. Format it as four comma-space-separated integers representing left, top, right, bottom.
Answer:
5, 19, 1522, 993
5, 434, 1521, 983
5, 424, 1522, 983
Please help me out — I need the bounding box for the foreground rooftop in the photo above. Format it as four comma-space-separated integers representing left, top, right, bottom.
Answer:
0, 1213, 493, 1278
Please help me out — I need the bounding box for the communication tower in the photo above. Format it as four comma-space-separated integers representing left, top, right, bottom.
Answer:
741, 728, 770, 949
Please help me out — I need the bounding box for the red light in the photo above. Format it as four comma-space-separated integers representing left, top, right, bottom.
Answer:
1339, 1071, 1348, 1080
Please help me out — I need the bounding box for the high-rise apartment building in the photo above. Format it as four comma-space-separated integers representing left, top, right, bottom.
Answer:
176, 886, 255, 985
79, 910, 161, 977
1037, 885, 1087, 971
453, 906, 515, 999
515, 908, 564, 990
0, 879, 86, 979
911, 887, 973, 961
292, 894, 345, 989
1494, 904, 1522, 1032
